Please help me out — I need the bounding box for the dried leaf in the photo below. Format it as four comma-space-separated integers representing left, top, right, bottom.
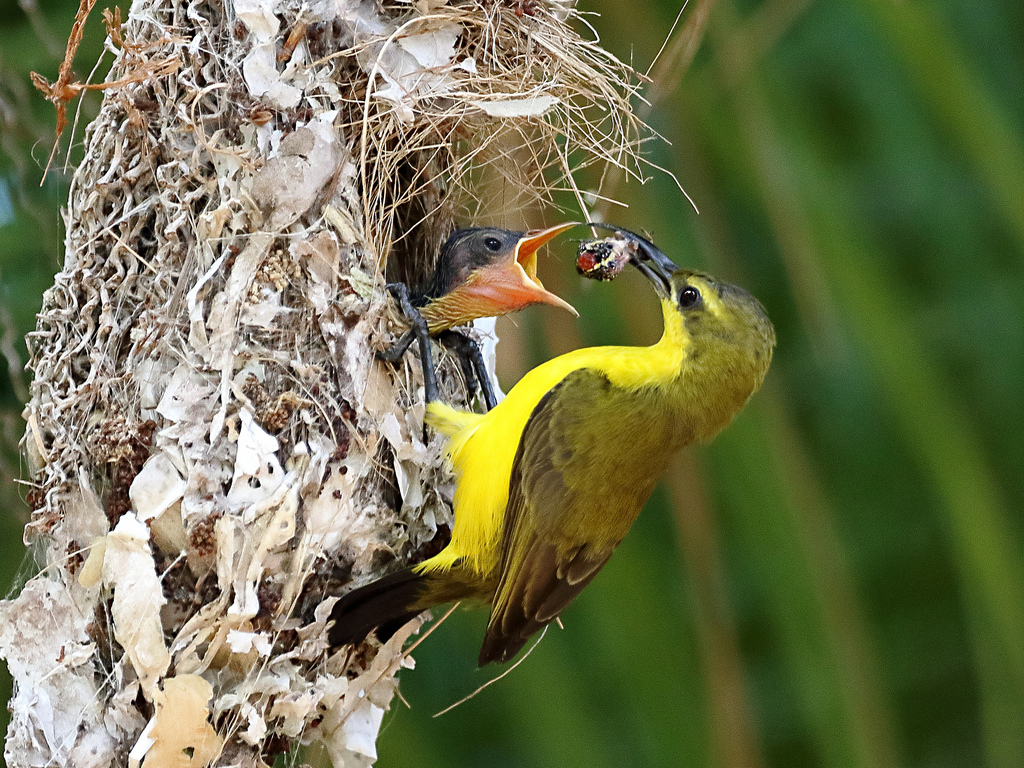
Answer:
133, 675, 223, 768
130, 453, 186, 522
103, 514, 171, 698
469, 94, 561, 117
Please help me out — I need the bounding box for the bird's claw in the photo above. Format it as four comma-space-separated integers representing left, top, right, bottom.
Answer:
437, 330, 498, 411
381, 282, 439, 404
379, 284, 498, 411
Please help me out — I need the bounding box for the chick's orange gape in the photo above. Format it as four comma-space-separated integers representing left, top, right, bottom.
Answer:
331, 225, 775, 666
378, 223, 578, 411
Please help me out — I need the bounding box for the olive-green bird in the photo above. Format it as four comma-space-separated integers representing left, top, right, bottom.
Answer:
331, 226, 775, 665
381, 224, 577, 409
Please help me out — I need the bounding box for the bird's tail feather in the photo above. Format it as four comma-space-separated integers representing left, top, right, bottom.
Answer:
327, 567, 428, 648
425, 401, 483, 438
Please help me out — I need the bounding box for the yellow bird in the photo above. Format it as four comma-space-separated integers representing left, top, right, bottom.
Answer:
329, 226, 776, 665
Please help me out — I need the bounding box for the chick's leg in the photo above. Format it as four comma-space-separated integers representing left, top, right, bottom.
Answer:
437, 330, 498, 411
375, 329, 414, 362
379, 283, 439, 404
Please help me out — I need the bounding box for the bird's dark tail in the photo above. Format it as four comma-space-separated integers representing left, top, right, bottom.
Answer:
327, 567, 429, 648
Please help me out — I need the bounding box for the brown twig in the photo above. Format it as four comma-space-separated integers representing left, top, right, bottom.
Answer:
31, 0, 181, 182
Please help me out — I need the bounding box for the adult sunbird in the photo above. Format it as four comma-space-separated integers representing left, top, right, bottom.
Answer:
380, 224, 577, 409
332, 226, 775, 665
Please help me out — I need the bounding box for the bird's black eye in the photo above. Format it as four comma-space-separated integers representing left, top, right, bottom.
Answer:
678, 285, 702, 309
483, 236, 502, 252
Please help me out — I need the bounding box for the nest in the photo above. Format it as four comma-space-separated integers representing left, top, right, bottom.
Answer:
1, 1, 645, 766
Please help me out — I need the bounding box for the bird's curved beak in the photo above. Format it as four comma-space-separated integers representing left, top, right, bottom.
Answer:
584, 223, 678, 297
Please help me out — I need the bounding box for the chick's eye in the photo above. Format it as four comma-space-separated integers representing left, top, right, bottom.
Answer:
678, 285, 702, 309
483, 236, 502, 252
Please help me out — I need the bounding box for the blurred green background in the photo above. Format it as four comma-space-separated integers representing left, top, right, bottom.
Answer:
2, 0, 1023, 767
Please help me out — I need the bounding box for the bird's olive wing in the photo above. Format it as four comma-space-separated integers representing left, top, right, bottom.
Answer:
479, 368, 672, 665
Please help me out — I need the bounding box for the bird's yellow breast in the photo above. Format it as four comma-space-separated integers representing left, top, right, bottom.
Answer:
418, 299, 687, 577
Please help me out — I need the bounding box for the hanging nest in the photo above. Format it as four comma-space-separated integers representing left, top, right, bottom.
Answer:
1, 1, 645, 766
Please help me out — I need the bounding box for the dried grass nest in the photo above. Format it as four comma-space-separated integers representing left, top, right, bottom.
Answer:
1, 1, 650, 766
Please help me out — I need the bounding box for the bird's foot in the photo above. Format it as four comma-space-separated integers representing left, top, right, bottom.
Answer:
380, 282, 440, 404
437, 330, 498, 411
